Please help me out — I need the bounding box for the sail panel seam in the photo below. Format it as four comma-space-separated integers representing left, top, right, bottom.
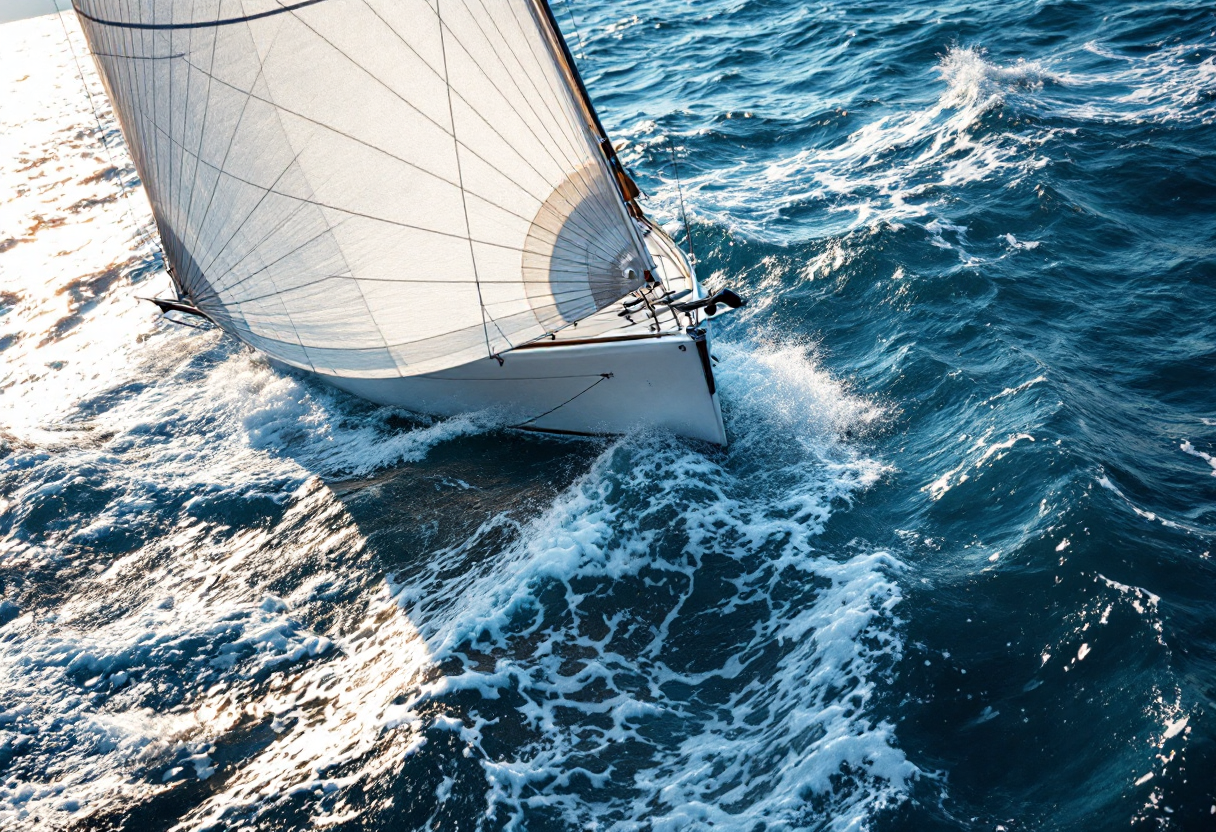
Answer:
73, 0, 330, 30
438, 0, 491, 357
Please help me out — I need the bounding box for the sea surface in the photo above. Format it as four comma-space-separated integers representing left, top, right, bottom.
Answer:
2, 1, 1215, 829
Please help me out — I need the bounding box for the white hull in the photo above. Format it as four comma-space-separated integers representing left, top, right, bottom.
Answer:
270, 224, 729, 444
311, 328, 726, 445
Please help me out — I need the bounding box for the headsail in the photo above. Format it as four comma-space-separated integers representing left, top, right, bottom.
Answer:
73, 0, 651, 377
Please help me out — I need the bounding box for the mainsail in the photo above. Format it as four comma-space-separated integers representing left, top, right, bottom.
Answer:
73, 0, 652, 377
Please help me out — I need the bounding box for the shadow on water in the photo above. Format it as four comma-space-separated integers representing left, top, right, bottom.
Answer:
43, 421, 607, 832
328, 430, 607, 569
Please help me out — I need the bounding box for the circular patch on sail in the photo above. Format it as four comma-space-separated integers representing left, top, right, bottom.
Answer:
521, 164, 646, 330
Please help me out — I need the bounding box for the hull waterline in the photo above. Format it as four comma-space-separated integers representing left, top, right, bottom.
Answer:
299, 327, 728, 446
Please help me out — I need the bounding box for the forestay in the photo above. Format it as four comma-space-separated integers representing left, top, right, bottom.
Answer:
73, 0, 651, 377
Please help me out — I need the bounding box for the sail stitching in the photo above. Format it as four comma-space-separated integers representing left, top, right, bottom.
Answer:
170, 0, 260, 296
197, 199, 316, 299
454, 0, 622, 235
249, 10, 398, 370
211, 216, 352, 300
177, 0, 223, 300
133, 0, 180, 276
493, 0, 620, 227
201, 180, 631, 296
228, 274, 636, 308
75, 0, 652, 376
276, 0, 624, 263
158, 7, 628, 270
274, 1, 459, 142
374, 3, 625, 261
73, 0, 330, 30
177, 26, 268, 304
193, 146, 305, 283
436, 0, 491, 356
351, 0, 597, 219
169, 51, 619, 262
162, 1, 176, 272
432, 0, 629, 281
236, 9, 325, 369
492, 0, 648, 320
183, 25, 622, 262
442, 7, 629, 274
212, 298, 643, 363
227, 0, 616, 348
185, 8, 322, 286
507, 0, 653, 273
89, 104, 631, 282
525, 0, 657, 276
165, 0, 190, 264
173, 67, 625, 272
159, 1, 184, 281
116, 0, 146, 239
278, 0, 525, 357
492, 0, 603, 170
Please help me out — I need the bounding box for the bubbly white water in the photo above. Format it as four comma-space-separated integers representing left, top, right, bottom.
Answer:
379, 339, 913, 832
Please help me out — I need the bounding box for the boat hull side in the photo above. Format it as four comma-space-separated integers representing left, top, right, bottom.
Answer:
303, 331, 727, 445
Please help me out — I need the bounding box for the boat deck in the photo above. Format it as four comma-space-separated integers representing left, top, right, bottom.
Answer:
531, 222, 703, 346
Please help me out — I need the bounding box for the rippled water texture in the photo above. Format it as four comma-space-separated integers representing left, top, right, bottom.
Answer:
2, 1, 1215, 829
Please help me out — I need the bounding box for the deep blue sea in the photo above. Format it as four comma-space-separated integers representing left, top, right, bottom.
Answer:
2, 1, 1215, 829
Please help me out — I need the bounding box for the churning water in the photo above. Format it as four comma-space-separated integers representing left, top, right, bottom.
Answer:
2, 1, 1215, 829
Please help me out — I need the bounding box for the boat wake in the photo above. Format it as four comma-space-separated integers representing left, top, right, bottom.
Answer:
377, 337, 916, 831
2, 317, 916, 832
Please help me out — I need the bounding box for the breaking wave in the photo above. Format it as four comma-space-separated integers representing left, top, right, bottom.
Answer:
381, 338, 915, 831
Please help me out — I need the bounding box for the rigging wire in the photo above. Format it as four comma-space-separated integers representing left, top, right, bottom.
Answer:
555, 0, 590, 62
435, 0, 493, 358
548, 1, 699, 274
158, 313, 216, 331
52, 1, 165, 280
668, 138, 698, 267
516, 372, 613, 427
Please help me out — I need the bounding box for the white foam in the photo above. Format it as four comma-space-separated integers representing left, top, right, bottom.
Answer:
1181, 441, 1216, 477
982, 375, 1048, 406
0, 18, 493, 826
2, 326, 916, 827
632, 35, 1214, 254
1095, 473, 1196, 534
1163, 716, 1188, 740
382, 337, 916, 830
0, 469, 442, 830
1, 346, 491, 571
925, 429, 1034, 501
1074, 41, 1216, 125
1001, 233, 1041, 251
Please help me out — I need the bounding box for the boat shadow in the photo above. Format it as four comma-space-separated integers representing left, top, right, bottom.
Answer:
324, 427, 605, 574
54, 427, 608, 832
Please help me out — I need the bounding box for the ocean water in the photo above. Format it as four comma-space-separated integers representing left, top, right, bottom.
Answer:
1, 1, 1214, 829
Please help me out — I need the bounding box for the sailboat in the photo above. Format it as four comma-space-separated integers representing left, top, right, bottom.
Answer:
72, 0, 744, 444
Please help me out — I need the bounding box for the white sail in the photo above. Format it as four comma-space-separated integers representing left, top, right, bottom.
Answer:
73, 0, 650, 377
